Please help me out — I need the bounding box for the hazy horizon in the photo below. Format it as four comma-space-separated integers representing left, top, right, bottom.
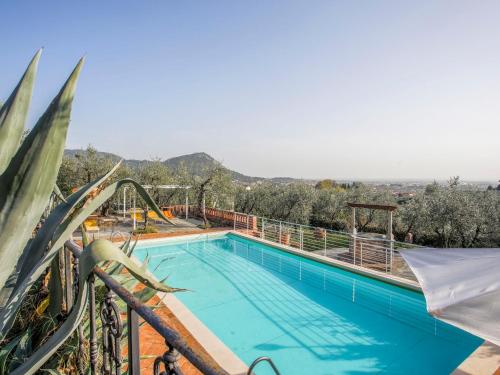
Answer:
65, 147, 498, 184
2, 1, 499, 181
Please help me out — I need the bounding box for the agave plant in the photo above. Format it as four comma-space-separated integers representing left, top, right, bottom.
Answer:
0, 51, 177, 374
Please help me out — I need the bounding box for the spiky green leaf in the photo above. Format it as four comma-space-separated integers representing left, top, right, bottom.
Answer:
10, 239, 178, 375
0, 58, 84, 293
47, 250, 64, 318
12, 161, 122, 296
8, 328, 32, 372
0, 50, 41, 173
0, 178, 172, 338
0, 335, 21, 375
52, 185, 67, 203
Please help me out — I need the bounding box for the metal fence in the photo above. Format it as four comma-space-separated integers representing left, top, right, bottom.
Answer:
171, 206, 421, 281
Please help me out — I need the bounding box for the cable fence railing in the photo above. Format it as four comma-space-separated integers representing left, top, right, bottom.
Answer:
165, 205, 421, 281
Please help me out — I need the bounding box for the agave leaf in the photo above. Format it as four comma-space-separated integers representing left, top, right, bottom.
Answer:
8, 328, 32, 372
107, 234, 133, 274
47, 250, 64, 318
0, 178, 172, 338
79, 239, 180, 294
10, 239, 179, 375
80, 224, 90, 248
10, 277, 89, 375
153, 257, 173, 273
0, 334, 21, 375
52, 185, 67, 203
0, 58, 84, 293
13, 161, 122, 296
133, 286, 158, 303
0, 50, 41, 174
141, 255, 150, 272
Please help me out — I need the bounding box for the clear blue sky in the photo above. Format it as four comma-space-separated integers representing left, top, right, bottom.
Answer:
1, 1, 499, 181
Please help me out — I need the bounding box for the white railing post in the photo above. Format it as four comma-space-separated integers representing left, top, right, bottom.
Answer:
233, 212, 236, 231
299, 225, 303, 250
261, 218, 265, 239
324, 231, 327, 257
360, 242, 363, 267
386, 246, 389, 273
279, 222, 282, 244
390, 241, 394, 274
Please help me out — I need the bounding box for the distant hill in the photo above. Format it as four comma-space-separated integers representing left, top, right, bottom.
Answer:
64, 149, 310, 184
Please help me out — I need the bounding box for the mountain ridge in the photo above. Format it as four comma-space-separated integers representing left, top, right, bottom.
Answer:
64, 149, 307, 184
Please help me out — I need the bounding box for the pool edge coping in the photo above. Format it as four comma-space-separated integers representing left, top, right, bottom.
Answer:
133, 229, 499, 375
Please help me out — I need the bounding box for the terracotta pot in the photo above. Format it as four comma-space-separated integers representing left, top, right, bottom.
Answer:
280, 232, 291, 245
314, 228, 326, 239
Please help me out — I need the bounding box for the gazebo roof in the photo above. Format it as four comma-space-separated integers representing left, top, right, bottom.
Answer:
347, 202, 398, 211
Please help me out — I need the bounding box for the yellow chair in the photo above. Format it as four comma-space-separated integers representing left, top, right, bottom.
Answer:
147, 211, 164, 224
83, 218, 100, 238
130, 211, 145, 223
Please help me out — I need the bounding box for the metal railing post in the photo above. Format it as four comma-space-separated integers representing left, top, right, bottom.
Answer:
233, 212, 236, 231
279, 222, 282, 244
390, 241, 394, 274
261, 218, 265, 239
360, 242, 363, 267
299, 225, 303, 250
386, 247, 388, 273
246, 214, 249, 234
324, 232, 327, 257
127, 306, 140, 374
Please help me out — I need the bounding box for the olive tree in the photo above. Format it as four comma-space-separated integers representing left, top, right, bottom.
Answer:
194, 164, 233, 227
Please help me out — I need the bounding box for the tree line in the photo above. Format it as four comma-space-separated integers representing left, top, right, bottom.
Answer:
58, 147, 500, 248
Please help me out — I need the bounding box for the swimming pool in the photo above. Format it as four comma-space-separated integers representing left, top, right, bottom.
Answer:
135, 233, 481, 375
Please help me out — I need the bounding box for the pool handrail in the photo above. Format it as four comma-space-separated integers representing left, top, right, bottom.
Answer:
247, 356, 281, 375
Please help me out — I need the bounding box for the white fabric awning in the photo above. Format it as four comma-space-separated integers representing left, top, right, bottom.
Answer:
400, 247, 500, 346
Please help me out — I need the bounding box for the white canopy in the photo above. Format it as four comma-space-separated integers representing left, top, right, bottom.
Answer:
400, 247, 500, 346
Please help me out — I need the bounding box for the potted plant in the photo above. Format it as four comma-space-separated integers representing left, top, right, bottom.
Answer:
314, 227, 327, 240
280, 226, 292, 245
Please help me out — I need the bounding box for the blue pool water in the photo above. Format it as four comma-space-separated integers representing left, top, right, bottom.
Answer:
135, 233, 481, 375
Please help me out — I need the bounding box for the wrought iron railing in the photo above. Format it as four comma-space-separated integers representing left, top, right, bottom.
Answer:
64, 240, 230, 375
